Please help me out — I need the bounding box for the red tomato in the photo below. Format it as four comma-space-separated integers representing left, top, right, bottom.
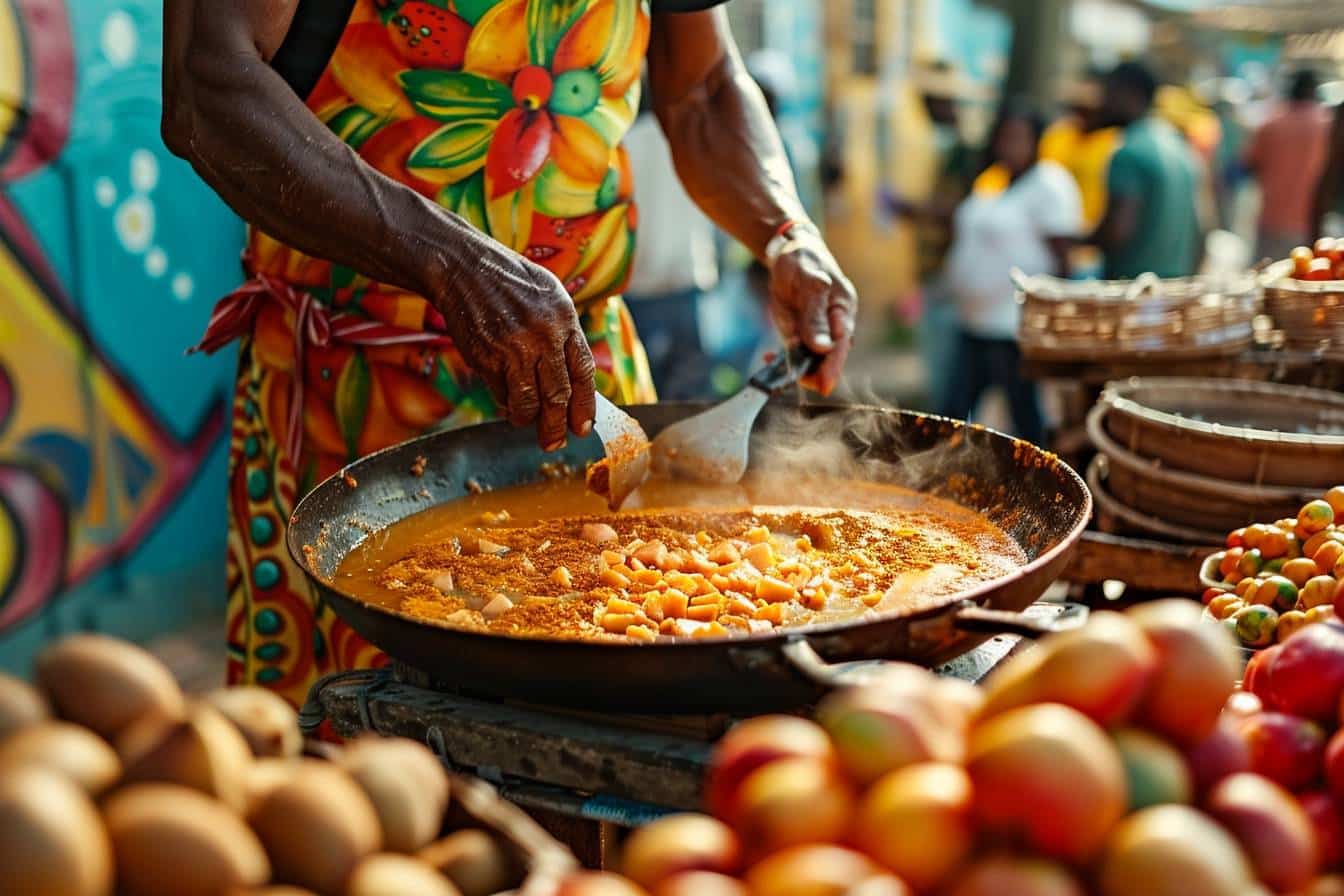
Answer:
1292, 246, 1316, 278
1308, 258, 1337, 282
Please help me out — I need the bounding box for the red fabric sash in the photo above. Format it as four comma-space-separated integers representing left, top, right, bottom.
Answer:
190, 274, 452, 460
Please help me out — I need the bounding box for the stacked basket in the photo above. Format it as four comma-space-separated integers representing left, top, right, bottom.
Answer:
1016, 270, 1260, 361
1086, 378, 1344, 545
1262, 259, 1344, 358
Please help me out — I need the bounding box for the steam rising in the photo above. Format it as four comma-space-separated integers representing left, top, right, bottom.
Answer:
748, 389, 1001, 506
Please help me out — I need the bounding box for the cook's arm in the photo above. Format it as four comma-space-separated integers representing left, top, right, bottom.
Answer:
647, 9, 857, 395
161, 0, 594, 450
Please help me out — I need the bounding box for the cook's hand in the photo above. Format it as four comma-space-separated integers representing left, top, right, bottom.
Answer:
429, 238, 595, 452
767, 237, 857, 396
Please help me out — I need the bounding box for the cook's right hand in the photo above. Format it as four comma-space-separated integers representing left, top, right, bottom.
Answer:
429, 237, 596, 452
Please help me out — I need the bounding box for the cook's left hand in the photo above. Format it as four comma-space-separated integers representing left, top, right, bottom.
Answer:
767, 236, 857, 396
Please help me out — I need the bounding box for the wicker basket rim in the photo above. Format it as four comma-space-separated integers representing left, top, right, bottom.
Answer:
1086, 455, 1227, 545
1098, 377, 1344, 448
1086, 405, 1332, 501
1014, 267, 1261, 303
1261, 258, 1344, 294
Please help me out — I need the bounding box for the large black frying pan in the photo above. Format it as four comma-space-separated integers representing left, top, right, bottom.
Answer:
288, 403, 1091, 712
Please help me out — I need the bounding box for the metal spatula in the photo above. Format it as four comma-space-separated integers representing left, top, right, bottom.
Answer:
651, 346, 823, 485
587, 394, 652, 510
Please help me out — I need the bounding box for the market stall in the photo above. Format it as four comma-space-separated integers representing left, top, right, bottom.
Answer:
1019, 250, 1344, 599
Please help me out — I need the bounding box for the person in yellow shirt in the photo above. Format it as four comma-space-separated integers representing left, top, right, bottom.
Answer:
1038, 80, 1119, 230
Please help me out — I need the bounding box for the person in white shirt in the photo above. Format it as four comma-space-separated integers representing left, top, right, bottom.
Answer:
623, 95, 719, 400
940, 100, 1083, 445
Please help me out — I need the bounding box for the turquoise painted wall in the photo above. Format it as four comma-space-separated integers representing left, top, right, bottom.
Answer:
0, 0, 242, 673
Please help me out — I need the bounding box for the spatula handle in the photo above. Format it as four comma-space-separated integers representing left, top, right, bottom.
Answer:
749, 344, 825, 396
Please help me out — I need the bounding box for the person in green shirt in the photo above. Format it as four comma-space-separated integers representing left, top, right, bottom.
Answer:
1091, 62, 1203, 279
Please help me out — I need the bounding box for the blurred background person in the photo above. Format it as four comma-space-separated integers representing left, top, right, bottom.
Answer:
1091, 62, 1203, 279
1040, 73, 1119, 234
882, 60, 979, 413
1246, 69, 1332, 261
623, 84, 720, 401
940, 100, 1082, 446
1313, 101, 1344, 241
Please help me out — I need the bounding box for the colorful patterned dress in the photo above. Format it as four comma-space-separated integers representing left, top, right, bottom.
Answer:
194, 0, 656, 706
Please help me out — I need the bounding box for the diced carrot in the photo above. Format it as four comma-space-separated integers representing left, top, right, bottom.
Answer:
726, 595, 757, 618
687, 552, 718, 575
550, 566, 573, 588
625, 625, 657, 643
659, 550, 687, 572
709, 542, 740, 564
660, 618, 678, 635
687, 603, 720, 622
802, 590, 826, 610
660, 589, 689, 619
746, 526, 770, 544
667, 619, 705, 638
710, 573, 733, 591
599, 568, 630, 589
632, 568, 662, 586
601, 612, 641, 633
690, 593, 723, 608
753, 603, 784, 624
744, 542, 776, 571
755, 576, 798, 604
861, 591, 885, 607
634, 540, 668, 568
690, 621, 729, 639
757, 575, 798, 604
601, 550, 624, 567
695, 531, 712, 547
628, 556, 647, 572
794, 536, 813, 552
606, 597, 641, 615
666, 572, 698, 594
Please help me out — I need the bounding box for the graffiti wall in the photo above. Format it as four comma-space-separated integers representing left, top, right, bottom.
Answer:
0, 0, 243, 672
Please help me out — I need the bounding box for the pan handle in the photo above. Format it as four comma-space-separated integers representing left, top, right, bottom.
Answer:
780, 602, 1088, 690
951, 601, 1089, 637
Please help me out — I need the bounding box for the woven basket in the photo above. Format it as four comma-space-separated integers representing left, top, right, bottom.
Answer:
1097, 377, 1344, 489
1016, 270, 1259, 362
1086, 455, 1227, 545
1262, 260, 1344, 356
1087, 407, 1319, 534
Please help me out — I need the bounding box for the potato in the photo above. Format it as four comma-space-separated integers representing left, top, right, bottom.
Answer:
347, 854, 463, 896
0, 721, 121, 795
0, 672, 50, 741
248, 761, 382, 894
103, 784, 270, 896
119, 703, 254, 812
35, 634, 184, 739
244, 757, 304, 816
418, 829, 521, 896
341, 736, 450, 853
203, 686, 302, 759
0, 765, 112, 896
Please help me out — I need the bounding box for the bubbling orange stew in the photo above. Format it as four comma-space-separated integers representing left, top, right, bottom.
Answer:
333, 474, 1027, 643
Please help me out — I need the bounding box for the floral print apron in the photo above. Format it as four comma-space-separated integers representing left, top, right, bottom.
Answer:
194, 0, 655, 706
